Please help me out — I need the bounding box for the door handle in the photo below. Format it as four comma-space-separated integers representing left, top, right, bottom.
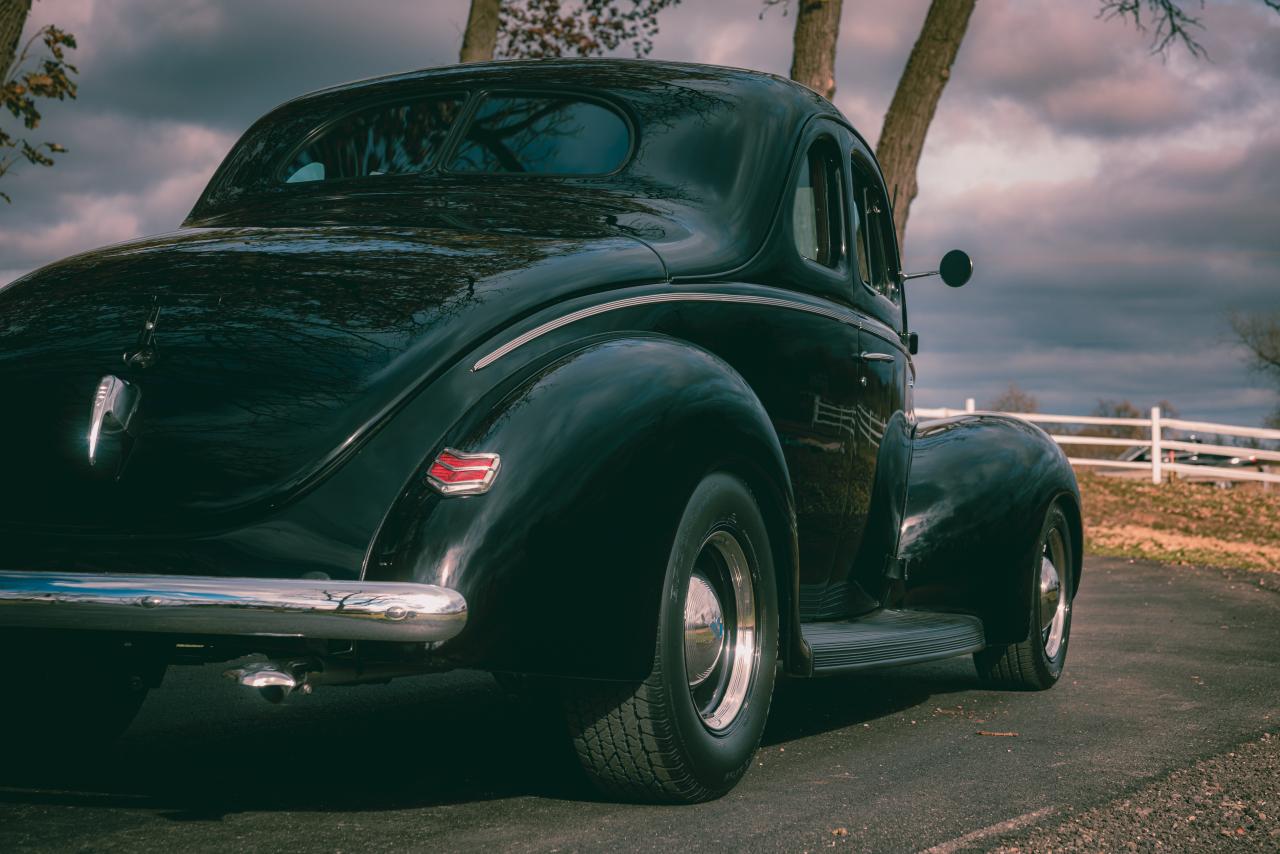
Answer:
859, 351, 894, 362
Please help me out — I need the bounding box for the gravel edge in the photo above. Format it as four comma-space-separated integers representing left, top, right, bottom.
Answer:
986, 731, 1279, 852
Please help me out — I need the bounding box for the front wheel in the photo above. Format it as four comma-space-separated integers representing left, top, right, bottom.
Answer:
974, 501, 1075, 690
561, 472, 779, 803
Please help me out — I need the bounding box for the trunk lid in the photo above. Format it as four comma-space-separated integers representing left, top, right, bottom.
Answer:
0, 225, 662, 534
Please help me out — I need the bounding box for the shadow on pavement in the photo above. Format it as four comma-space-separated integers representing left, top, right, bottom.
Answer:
0, 660, 980, 818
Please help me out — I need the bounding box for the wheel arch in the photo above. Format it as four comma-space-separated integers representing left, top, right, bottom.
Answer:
366, 334, 801, 680
715, 453, 806, 677
1056, 488, 1085, 599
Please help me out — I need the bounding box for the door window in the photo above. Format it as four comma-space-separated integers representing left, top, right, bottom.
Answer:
792, 139, 845, 269
851, 158, 901, 304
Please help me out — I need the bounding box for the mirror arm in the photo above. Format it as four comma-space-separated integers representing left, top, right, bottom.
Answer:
904, 250, 972, 288
902, 269, 939, 281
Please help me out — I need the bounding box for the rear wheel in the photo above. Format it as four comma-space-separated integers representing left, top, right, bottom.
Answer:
562, 472, 778, 803
974, 502, 1074, 690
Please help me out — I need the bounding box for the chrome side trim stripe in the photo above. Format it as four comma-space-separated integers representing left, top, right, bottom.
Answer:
472, 292, 862, 371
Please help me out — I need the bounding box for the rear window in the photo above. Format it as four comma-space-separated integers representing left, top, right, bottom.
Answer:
447, 95, 630, 175
281, 95, 464, 184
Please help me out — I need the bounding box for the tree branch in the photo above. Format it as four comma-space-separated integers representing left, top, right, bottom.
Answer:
498, 0, 682, 59
1231, 312, 1280, 376
1098, 0, 1208, 59
0, 21, 77, 202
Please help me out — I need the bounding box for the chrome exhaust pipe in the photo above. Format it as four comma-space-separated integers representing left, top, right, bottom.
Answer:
224, 659, 315, 703
224, 657, 439, 702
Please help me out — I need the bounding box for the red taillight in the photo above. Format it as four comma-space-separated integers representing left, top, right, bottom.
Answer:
426, 448, 501, 496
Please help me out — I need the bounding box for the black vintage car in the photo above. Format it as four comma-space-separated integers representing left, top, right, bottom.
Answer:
0, 60, 1081, 803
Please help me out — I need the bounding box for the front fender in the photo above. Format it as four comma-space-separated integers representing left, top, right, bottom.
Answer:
366, 336, 798, 680
898, 415, 1082, 645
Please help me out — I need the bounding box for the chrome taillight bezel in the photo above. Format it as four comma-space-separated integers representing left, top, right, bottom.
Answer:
426, 448, 502, 496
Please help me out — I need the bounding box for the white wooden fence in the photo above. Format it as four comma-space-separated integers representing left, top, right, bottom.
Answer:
915, 399, 1280, 485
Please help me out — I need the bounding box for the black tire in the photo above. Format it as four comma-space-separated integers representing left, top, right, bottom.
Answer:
561, 472, 779, 803
0, 635, 163, 753
974, 501, 1074, 690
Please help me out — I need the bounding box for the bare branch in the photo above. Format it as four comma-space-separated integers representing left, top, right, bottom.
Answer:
1098, 0, 1208, 59
1231, 312, 1280, 375
1231, 311, 1280, 426
985, 383, 1039, 414
758, 0, 790, 19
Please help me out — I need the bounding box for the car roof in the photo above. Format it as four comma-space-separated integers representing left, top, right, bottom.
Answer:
291, 58, 823, 107
190, 60, 863, 278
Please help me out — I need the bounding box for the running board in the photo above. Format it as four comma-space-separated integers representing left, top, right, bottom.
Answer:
803, 609, 986, 673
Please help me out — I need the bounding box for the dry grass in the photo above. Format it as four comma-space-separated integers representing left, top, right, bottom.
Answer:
1078, 472, 1280, 574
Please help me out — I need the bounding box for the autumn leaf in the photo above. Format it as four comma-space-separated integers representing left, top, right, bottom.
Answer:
1, 21, 79, 202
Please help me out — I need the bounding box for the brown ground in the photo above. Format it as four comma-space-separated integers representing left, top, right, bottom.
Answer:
990, 732, 1280, 853
1078, 472, 1280, 574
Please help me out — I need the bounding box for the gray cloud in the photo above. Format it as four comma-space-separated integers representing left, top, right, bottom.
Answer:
74, 0, 471, 128
952, 0, 1280, 141
904, 130, 1280, 423
1, 0, 1277, 426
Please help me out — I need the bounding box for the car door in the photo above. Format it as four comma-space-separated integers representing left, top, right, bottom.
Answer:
774, 125, 871, 619
838, 148, 914, 608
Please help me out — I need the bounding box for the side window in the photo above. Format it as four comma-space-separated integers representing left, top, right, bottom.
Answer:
850, 181, 871, 285
791, 139, 845, 269
281, 95, 464, 184
448, 95, 630, 175
851, 157, 901, 304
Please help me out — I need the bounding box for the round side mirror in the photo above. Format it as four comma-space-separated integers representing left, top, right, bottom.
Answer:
939, 249, 973, 288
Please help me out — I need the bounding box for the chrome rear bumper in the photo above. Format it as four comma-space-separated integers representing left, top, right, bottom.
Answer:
0, 571, 467, 643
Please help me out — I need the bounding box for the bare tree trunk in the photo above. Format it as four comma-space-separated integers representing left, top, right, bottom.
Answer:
459, 0, 502, 63
876, 0, 975, 253
1, 0, 33, 78
788, 0, 843, 100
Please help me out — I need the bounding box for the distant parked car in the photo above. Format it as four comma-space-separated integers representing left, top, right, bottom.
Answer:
1120, 435, 1261, 469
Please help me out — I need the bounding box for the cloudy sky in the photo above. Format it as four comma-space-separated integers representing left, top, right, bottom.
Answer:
2, 0, 1278, 424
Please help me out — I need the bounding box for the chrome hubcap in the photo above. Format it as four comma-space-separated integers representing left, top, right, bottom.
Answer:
1039, 528, 1068, 660
683, 530, 757, 732
683, 572, 725, 686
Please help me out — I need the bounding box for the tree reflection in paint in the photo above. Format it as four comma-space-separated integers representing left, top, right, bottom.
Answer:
448, 95, 630, 175
0, 225, 659, 530
281, 96, 465, 184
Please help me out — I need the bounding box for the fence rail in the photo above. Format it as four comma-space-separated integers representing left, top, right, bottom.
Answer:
915, 399, 1280, 485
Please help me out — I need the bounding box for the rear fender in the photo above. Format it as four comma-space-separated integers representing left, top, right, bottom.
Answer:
897, 415, 1082, 645
366, 336, 800, 680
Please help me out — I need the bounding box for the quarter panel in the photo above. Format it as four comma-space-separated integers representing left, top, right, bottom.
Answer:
458, 281, 891, 622
0, 227, 662, 541
365, 336, 796, 679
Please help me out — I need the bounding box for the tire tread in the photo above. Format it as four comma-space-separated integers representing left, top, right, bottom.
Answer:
562, 639, 715, 802
560, 472, 777, 803
973, 502, 1072, 691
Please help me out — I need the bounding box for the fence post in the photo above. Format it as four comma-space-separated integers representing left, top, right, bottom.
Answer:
1150, 406, 1163, 485
965, 397, 976, 413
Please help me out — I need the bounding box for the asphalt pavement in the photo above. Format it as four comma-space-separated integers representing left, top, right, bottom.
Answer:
2, 558, 1277, 853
